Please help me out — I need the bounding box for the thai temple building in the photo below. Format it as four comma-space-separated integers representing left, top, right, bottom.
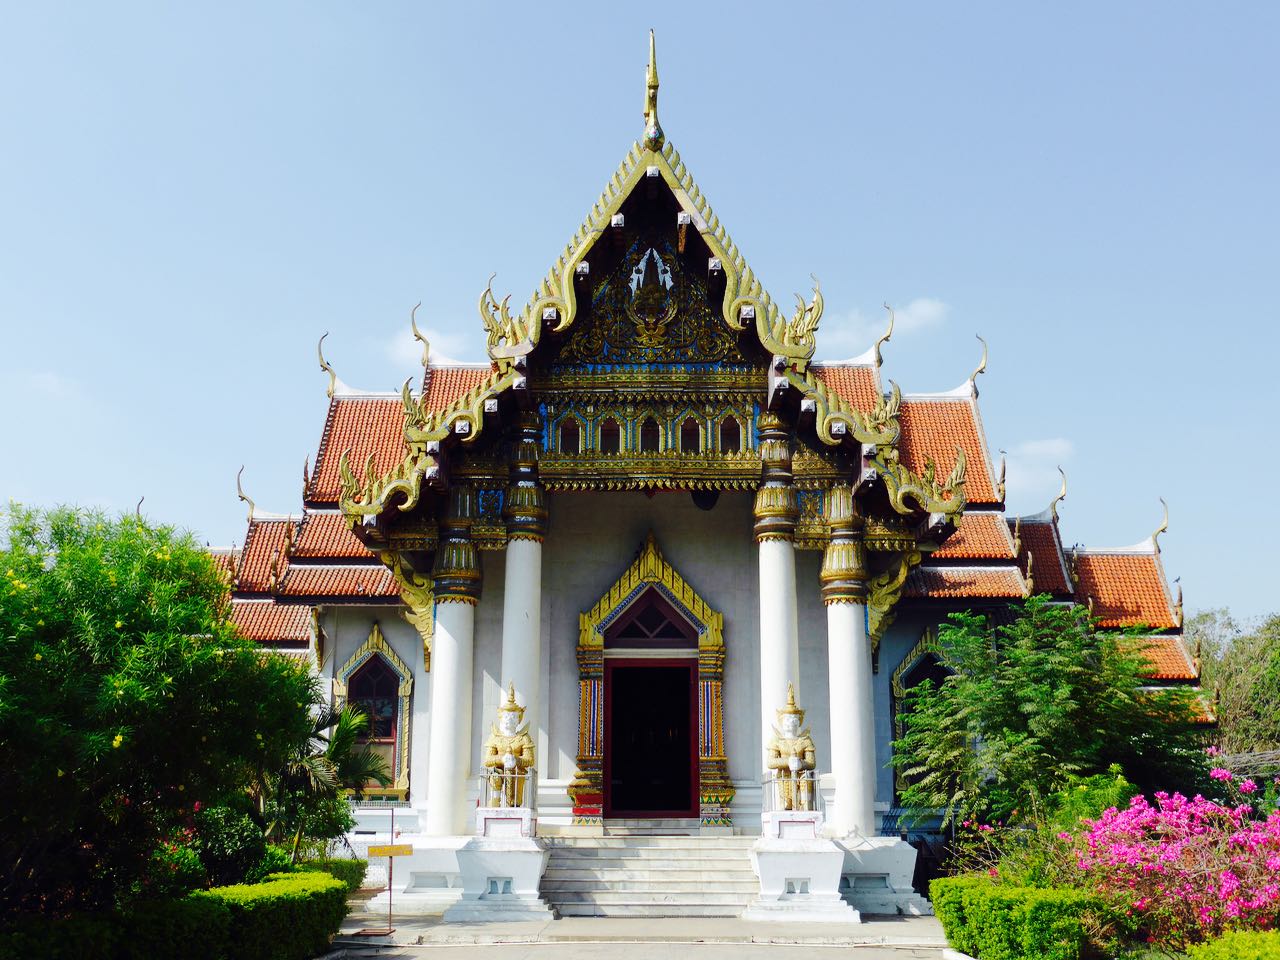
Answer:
214, 37, 1199, 919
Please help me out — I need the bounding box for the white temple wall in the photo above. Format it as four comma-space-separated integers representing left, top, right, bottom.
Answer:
540, 491, 763, 787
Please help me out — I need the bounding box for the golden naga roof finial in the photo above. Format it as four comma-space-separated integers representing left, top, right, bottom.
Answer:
1050, 465, 1067, 522
874, 303, 895, 369
1152, 497, 1169, 553
236, 465, 256, 523
317, 332, 337, 399
643, 29, 664, 149
410, 301, 430, 368
302, 456, 310, 501
135, 496, 145, 524
969, 335, 988, 396
996, 449, 1007, 505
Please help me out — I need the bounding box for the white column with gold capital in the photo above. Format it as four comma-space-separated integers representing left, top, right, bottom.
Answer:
822, 485, 876, 838
499, 413, 547, 778
754, 412, 801, 773
424, 484, 481, 837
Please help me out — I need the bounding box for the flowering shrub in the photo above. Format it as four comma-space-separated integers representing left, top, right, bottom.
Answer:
1069, 785, 1280, 948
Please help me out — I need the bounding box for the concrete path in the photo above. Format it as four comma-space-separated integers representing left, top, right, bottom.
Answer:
332, 910, 950, 958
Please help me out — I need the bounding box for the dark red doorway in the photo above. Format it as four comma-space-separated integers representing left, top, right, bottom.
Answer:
603, 659, 698, 818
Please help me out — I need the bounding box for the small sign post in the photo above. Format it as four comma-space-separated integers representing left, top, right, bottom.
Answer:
354, 807, 411, 937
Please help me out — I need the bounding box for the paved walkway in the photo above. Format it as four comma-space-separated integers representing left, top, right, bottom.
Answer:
332, 910, 951, 958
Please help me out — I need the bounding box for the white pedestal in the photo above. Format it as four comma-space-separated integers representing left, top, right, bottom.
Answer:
475, 806, 536, 838
441, 837, 554, 923
762, 809, 825, 840
835, 836, 933, 916
365, 836, 466, 915
743, 837, 861, 923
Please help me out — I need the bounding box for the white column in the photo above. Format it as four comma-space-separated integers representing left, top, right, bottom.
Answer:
500, 538, 542, 748
758, 537, 800, 766
827, 600, 876, 837
423, 599, 475, 836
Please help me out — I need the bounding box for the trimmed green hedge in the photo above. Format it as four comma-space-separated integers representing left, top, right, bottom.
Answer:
194, 871, 347, 960
1186, 930, 1280, 960
0, 871, 346, 960
297, 857, 368, 894
932, 876, 1100, 960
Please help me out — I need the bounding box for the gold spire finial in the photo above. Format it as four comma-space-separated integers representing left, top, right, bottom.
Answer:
236, 465, 255, 523
1050, 466, 1067, 522
643, 29, 664, 149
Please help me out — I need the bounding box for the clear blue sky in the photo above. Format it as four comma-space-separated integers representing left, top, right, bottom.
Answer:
2, 3, 1276, 620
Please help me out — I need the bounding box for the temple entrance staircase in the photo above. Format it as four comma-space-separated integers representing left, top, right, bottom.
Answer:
541, 821, 758, 917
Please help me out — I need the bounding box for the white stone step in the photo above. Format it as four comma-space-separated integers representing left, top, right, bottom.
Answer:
547, 890, 753, 906
541, 878, 760, 893
554, 903, 748, 918
543, 867, 757, 882
547, 835, 755, 847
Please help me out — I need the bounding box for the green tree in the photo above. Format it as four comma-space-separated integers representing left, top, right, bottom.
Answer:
891, 596, 1206, 826
1190, 608, 1280, 754
0, 505, 315, 915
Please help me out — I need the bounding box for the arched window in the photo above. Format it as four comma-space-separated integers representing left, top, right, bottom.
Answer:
719, 417, 741, 453
348, 655, 398, 742
640, 417, 661, 453
600, 417, 621, 455
559, 418, 581, 453
680, 418, 700, 454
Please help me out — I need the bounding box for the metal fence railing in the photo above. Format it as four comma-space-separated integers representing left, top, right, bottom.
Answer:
478, 768, 536, 809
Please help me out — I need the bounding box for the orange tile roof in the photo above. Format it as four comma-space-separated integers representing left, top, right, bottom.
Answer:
933, 511, 1015, 560
230, 599, 312, 645
277, 564, 398, 599
898, 398, 997, 504
1013, 519, 1073, 595
421, 365, 492, 412
1074, 551, 1176, 629
236, 519, 293, 592
811, 364, 879, 413
1132, 635, 1197, 681
210, 549, 239, 585
308, 398, 406, 504
905, 565, 1026, 599
293, 512, 372, 560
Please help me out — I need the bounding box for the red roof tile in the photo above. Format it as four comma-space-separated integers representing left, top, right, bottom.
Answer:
293, 512, 372, 560
905, 565, 1026, 599
237, 519, 293, 592
230, 599, 312, 644
1013, 519, 1073, 595
934, 511, 1015, 560
811, 365, 879, 413
1074, 551, 1176, 629
1133, 635, 1197, 681
309, 398, 406, 504
898, 398, 998, 504
277, 564, 398, 599
421, 366, 492, 412
210, 549, 239, 585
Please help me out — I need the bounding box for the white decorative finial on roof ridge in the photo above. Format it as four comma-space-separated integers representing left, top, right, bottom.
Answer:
969, 335, 988, 397
236, 465, 255, 523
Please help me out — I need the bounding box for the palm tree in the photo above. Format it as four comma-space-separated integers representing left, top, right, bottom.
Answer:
265, 696, 392, 862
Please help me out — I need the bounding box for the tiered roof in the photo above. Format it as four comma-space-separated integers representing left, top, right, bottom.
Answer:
214, 36, 1201, 697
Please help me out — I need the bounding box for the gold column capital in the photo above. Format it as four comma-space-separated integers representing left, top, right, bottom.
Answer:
504, 412, 547, 542
754, 412, 797, 542
821, 483, 868, 604
433, 483, 481, 603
